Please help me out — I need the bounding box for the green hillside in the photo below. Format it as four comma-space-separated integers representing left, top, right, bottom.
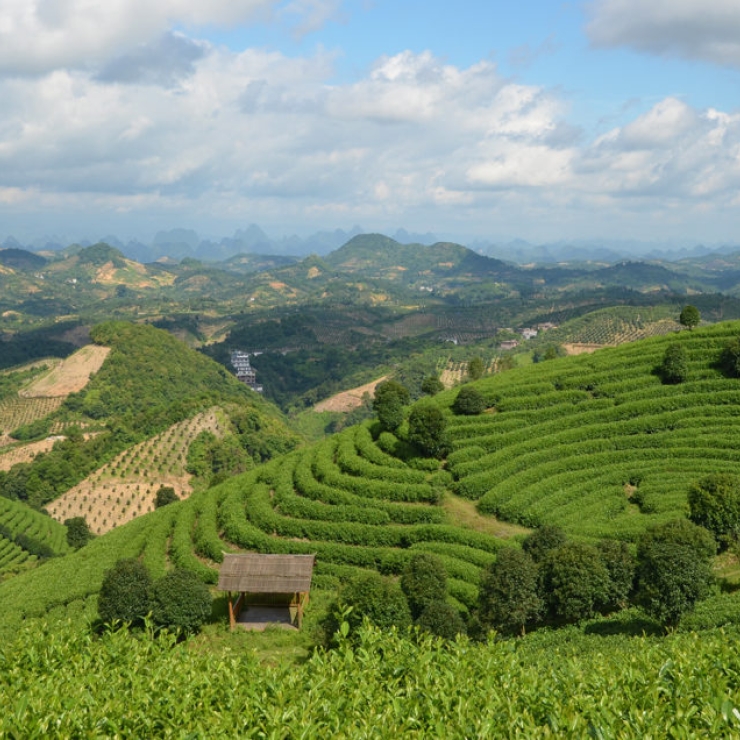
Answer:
5, 322, 740, 632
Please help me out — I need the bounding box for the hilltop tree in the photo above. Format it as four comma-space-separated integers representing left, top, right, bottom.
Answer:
372, 380, 410, 432
687, 473, 740, 550
467, 357, 485, 381
478, 547, 542, 635
407, 403, 450, 458
521, 525, 567, 564
679, 305, 701, 331
660, 343, 689, 384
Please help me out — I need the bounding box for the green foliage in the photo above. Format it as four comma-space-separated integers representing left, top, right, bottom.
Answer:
635, 520, 715, 628
415, 601, 466, 639
154, 486, 179, 509
478, 547, 542, 635
542, 542, 610, 623
659, 343, 689, 384
719, 336, 740, 377
467, 356, 485, 381
407, 403, 450, 458
326, 571, 412, 642
596, 539, 635, 611
453, 386, 487, 415
373, 380, 410, 432
421, 375, 444, 396
521, 525, 567, 564
152, 568, 212, 633
687, 473, 740, 550
400, 553, 447, 619
98, 558, 153, 626
64, 516, 93, 550
679, 305, 701, 330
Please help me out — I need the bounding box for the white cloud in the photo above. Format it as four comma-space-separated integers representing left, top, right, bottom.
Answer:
587, 0, 740, 67
0, 0, 282, 75
0, 42, 739, 241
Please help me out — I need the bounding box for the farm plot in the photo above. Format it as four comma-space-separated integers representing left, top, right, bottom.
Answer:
47, 408, 224, 535
20, 345, 110, 398
0, 397, 65, 441
445, 321, 740, 541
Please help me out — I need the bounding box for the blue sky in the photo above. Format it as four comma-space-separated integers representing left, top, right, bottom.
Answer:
0, 0, 739, 247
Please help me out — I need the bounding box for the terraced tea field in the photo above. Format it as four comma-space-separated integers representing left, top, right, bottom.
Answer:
445, 321, 740, 540
47, 408, 225, 534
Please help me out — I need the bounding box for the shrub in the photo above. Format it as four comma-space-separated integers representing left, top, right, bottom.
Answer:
326, 572, 412, 642
421, 375, 444, 396
478, 547, 542, 635
635, 519, 716, 628
660, 344, 689, 384
401, 553, 447, 619
719, 336, 740, 378
373, 381, 410, 432
152, 569, 213, 633
407, 403, 450, 459
542, 542, 610, 624
154, 486, 179, 509
416, 601, 467, 639
453, 387, 487, 416
98, 558, 154, 626
64, 516, 93, 550
688, 473, 740, 550
521, 525, 567, 564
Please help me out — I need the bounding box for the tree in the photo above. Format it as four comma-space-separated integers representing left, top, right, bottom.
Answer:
521, 525, 567, 564
65, 516, 93, 549
597, 539, 635, 611
687, 473, 740, 550
542, 542, 610, 623
98, 558, 153, 626
635, 519, 715, 628
467, 357, 485, 381
421, 375, 444, 396
453, 386, 487, 415
372, 380, 410, 432
154, 485, 179, 509
416, 601, 467, 639
679, 305, 700, 331
326, 572, 411, 642
152, 569, 212, 633
720, 337, 740, 378
478, 547, 542, 635
659, 343, 689, 384
400, 553, 447, 619
407, 403, 450, 458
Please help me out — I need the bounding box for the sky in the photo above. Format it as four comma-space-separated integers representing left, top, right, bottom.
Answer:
1, 0, 739, 247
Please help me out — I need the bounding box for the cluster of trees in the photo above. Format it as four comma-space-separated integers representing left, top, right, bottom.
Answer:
324, 553, 465, 643
478, 519, 715, 634
98, 558, 212, 634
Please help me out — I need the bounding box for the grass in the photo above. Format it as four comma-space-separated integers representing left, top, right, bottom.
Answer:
441, 492, 530, 539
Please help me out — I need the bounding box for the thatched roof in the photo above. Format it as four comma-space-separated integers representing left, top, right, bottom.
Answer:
218, 553, 316, 593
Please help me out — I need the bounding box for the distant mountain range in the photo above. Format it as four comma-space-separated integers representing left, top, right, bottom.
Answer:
3, 226, 737, 265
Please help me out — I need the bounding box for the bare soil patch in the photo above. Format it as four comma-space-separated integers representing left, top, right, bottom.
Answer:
0, 438, 58, 470
562, 343, 606, 355
21, 345, 110, 397
314, 376, 388, 413
442, 493, 531, 539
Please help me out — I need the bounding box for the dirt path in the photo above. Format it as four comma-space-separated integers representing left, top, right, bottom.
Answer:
314, 376, 388, 413
562, 343, 606, 356
21, 345, 110, 397
442, 492, 531, 539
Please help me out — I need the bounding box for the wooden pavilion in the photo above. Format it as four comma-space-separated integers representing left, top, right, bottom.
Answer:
218, 553, 316, 630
